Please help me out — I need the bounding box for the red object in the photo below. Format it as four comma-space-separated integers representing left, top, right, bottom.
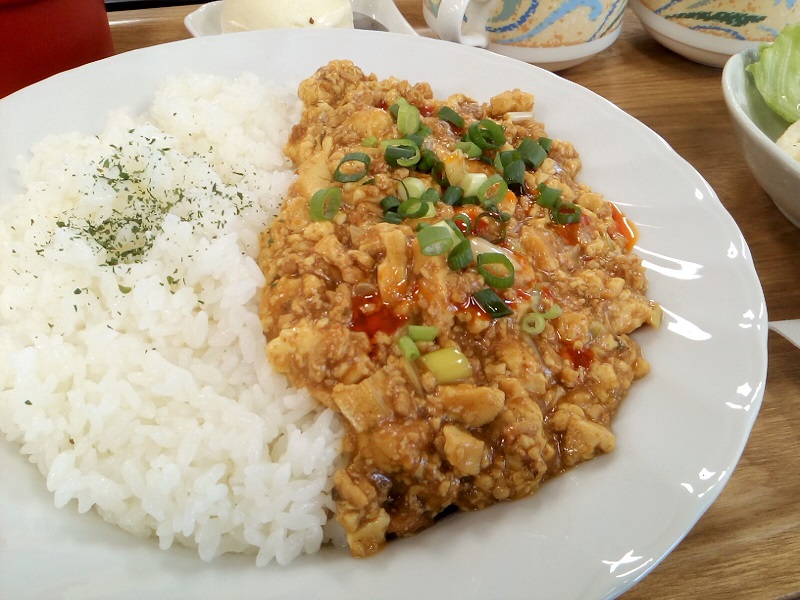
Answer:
0, 0, 115, 98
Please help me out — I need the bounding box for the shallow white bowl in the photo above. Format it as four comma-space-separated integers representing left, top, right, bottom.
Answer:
630, 0, 761, 67
722, 48, 800, 228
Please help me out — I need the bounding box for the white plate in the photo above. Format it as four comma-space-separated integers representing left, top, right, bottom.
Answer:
185, 0, 418, 37
0, 29, 767, 600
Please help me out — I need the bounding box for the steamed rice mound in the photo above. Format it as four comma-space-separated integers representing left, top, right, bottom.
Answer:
0, 73, 344, 566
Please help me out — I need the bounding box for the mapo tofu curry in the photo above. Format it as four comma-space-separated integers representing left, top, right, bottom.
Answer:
257, 60, 660, 557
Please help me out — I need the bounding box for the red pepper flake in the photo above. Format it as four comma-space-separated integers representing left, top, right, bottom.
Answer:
560, 344, 594, 369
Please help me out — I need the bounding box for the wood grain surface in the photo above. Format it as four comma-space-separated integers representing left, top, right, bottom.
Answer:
109, 4, 800, 598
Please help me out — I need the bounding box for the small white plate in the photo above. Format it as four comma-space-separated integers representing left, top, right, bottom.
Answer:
185, 0, 418, 37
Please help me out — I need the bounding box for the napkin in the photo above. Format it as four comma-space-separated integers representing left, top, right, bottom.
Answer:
770, 320, 800, 350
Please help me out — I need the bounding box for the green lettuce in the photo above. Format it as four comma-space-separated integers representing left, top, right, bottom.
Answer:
746, 22, 800, 124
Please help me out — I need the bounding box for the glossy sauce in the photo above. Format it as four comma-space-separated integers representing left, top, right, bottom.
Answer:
351, 292, 407, 338
611, 203, 638, 252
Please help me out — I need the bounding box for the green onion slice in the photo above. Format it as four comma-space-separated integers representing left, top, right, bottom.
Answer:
397, 102, 421, 135
472, 288, 513, 318
362, 136, 378, 148
503, 159, 526, 186
553, 201, 582, 225
476, 252, 515, 289
419, 346, 472, 383
417, 225, 454, 256
538, 137, 553, 152
417, 149, 439, 173
477, 174, 508, 207
380, 195, 400, 212
521, 312, 546, 335
456, 141, 482, 158
420, 187, 441, 204
540, 303, 563, 320
408, 325, 438, 342
398, 335, 421, 361
438, 106, 465, 128
535, 183, 562, 209
389, 97, 408, 119
309, 187, 342, 221
518, 138, 548, 168
384, 211, 403, 224
333, 152, 371, 183
383, 139, 421, 168
467, 119, 506, 150
442, 185, 464, 206
399, 198, 433, 219
452, 213, 472, 233
447, 238, 473, 270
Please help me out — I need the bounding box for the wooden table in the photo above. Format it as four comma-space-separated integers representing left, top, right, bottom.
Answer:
109, 4, 800, 598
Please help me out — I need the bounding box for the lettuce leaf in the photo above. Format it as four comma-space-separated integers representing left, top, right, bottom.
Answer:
746, 22, 800, 124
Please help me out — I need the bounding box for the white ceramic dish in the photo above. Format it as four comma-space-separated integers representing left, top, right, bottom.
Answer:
722, 48, 800, 228
630, 0, 760, 67
0, 29, 767, 600
185, 0, 418, 37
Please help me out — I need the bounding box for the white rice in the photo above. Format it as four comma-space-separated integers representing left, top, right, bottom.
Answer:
0, 73, 344, 566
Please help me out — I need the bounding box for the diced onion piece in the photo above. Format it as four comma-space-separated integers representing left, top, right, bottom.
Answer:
468, 236, 521, 270
444, 154, 467, 186
419, 347, 473, 384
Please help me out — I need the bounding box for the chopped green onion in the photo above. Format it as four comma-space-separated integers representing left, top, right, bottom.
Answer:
472, 288, 512, 318
398, 335, 421, 361
438, 106, 465, 128
405, 133, 425, 148
452, 213, 471, 233
518, 138, 548, 168
540, 303, 563, 319
447, 238, 472, 270
476, 252, 515, 289
309, 188, 342, 221
333, 152, 371, 183
399, 198, 434, 219
417, 225, 454, 255
521, 312, 546, 335
384, 211, 403, 224
443, 218, 466, 240
502, 159, 526, 186
389, 97, 408, 119
398, 177, 427, 201
383, 139, 421, 168
362, 136, 378, 148
535, 183, 562, 208
418, 347, 473, 383
553, 201, 582, 225
417, 149, 439, 173
420, 187, 441, 204
538, 137, 553, 152
477, 174, 508, 207
467, 119, 505, 150
397, 102, 421, 135
380, 195, 400, 212
460, 172, 489, 198
473, 211, 507, 244
418, 124, 433, 137
456, 141, 482, 158
408, 325, 438, 342
438, 189, 460, 210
